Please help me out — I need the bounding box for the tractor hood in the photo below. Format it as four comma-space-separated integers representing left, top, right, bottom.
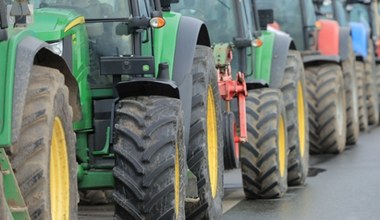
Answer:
28, 8, 84, 41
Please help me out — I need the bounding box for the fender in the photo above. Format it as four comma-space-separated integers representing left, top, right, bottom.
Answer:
11, 36, 47, 145
256, 29, 294, 89
254, 31, 274, 84
350, 22, 369, 59
302, 54, 340, 65
246, 80, 269, 90
317, 19, 340, 57
11, 36, 81, 145
174, 16, 210, 147
339, 26, 351, 61
154, 13, 210, 146
270, 31, 295, 88
116, 79, 179, 99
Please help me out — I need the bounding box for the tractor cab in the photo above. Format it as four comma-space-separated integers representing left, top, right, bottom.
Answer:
34, 0, 139, 88
314, 0, 350, 27
346, 0, 380, 58
0, 0, 7, 41
257, 0, 318, 51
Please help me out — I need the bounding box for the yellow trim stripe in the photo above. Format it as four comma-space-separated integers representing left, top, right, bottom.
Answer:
64, 16, 85, 32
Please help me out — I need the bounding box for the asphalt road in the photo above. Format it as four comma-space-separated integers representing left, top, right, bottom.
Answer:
79, 127, 380, 219
222, 126, 380, 220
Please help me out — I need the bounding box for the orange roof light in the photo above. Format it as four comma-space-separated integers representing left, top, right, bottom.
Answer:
150, 17, 166, 28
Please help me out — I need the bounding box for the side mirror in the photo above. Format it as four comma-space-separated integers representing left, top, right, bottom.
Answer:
0, 0, 8, 29
116, 16, 151, 36
160, 0, 179, 11
258, 9, 274, 31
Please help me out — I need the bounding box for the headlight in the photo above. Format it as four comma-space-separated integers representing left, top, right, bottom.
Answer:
48, 41, 63, 56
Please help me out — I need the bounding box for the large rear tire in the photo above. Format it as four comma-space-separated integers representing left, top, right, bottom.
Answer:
280, 50, 309, 186
356, 61, 369, 131
113, 97, 186, 220
305, 64, 347, 154
9, 66, 77, 219
342, 42, 360, 145
185, 46, 224, 219
364, 43, 379, 125
241, 89, 288, 199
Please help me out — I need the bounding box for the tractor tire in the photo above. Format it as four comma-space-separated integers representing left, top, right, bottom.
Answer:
9, 65, 77, 219
305, 64, 347, 154
223, 112, 239, 170
185, 46, 224, 219
356, 61, 369, 132
113, 97, 186, 220
280, 50, 309, 186
342, 43, 360, 145
241, 89, 288, 199
364, 44, 379, 125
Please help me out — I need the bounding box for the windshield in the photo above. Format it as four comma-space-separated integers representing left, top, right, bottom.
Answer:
33, 0, 130, 19
172, 0, 236, 43
347, 3, 370, 29
316, 0, 348, 26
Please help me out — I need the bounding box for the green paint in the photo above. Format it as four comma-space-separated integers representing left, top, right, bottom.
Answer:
0, 28, 39, 147
91, 88, 113, 99
78, 171, 114, 189
0, 149, 30, 219
29, 9, 93, 131
253, 31, 275, 83
143, 64, 150, 72
153, 12, 181, 79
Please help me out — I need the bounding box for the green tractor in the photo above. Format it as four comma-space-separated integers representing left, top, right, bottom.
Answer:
257, 0, 354, 154
173, 0, 309, 199
0, 0, 224, 219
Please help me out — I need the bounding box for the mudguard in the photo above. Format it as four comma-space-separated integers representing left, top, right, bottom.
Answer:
339, 26, 351, 61
350, 22, 369, 59
174, 16, 210, 147
302, 54, 340, 65
270, 31, 295, 88
116, 79, 179, 99
317, 19, 340, 57
11, 36, 80, 145
256, 29, 294, 89
11, 37, 46, 144
153, 14, 210, 147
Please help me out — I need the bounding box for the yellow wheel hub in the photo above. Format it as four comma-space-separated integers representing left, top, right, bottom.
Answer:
50, 117, 70, 220
207, 86, 218, 199
174, 144, 180, 218
297, 81, 306, 157
278, 115, 286, 177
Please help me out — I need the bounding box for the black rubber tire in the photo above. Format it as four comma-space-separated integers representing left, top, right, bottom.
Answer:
241, 89, 288, 199
364, 43, 379, 125
356, 61, 369, 132
342, 42, 360, 145
185, 46, 224, 219
280, 50, 309, 186
305, 64, 347, 154
9, 65, 77, 219
113, 96, 186, 220
223, 112, 239, 170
